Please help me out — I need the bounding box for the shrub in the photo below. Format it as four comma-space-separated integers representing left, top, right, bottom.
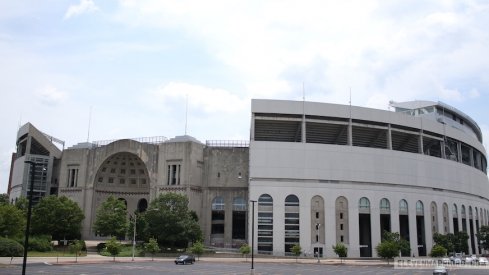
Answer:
97, 242, 106, 252
0, 238, 24, 257
430, 245, 447, 257
333, 243, 348, 258
29, 235, 53, 252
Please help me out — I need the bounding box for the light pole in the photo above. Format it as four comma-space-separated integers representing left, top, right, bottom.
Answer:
250, 200, 256, 274
22, 160, 37, 275
316, 223, 321, 263
131, 213, 137, 261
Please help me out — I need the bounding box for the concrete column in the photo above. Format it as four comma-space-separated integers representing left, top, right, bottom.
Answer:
273, 195, 285, 256
408, 203, 418, 257
424, 211, 433, 255
82, 188, 94, 239
419, 132, 424, 154
387, 125, 392, 150
370, 206, 381, 257
224, 194, 233, 248
348, 204, 360, 257
325, 199, 336, 257
391, 206, 400, 237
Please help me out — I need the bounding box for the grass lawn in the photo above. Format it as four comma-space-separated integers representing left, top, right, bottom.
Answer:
27, 247, 87, 257
100, 244, 144, 257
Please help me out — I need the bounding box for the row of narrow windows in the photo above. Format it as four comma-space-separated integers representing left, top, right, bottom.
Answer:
256, 194, 489, 256
254, 119, 487, 174
210, 197, 247, 247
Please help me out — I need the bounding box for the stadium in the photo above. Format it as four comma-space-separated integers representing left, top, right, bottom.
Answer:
8, 99, 489, 258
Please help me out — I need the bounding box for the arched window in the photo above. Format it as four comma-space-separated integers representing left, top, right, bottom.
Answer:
469, 206, 473, 219
212, 196, 225, 210
399, 199, 408, 214
233, 197, 247, 211
358, 197, 372, 257
211, 196, 225, 240
461, 205, 466, 217
258, 194, 273, 254
284, 195, 300, 254
453, 204, 458, 218
232, 197, 246, 240
416, 201, 424, 215
359, 197, 370, 209
137, 198, 148, 212
380, 198, 390, 212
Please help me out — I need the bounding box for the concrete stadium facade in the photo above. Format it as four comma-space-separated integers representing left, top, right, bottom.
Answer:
7, 99, 489, 258
249, 99, 488, 258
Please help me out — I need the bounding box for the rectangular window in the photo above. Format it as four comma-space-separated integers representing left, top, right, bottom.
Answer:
341, 235, 344, 242
167, 164, 181, 185
119, 179, 125, 184
340, 224, 343, 230
67, 168, 79, 187
316, 212, 319, 219
108, 177, 114, 183
340, 213, 343, 219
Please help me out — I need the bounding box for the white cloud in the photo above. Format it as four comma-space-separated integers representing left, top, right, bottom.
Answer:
110, 1, 489, 107
64, 0, 99, 20
148, 82, 248, 114
37, 85, 67, 105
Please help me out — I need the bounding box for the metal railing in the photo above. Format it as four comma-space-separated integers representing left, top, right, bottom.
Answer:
206, 140, 249, 147
92, 136, 168, 147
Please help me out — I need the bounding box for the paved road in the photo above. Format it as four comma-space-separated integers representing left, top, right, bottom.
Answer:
2, 261, 489, 275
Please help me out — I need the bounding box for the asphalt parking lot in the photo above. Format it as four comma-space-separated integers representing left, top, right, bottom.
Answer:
2, 261, 489, 275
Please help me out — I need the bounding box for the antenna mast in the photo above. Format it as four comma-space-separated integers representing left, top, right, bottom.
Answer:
87, 106, 92, 142
185, 94, 189, 135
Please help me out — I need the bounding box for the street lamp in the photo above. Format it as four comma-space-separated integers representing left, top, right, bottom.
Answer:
250, 200, 256, 274
22, 160, 39, 275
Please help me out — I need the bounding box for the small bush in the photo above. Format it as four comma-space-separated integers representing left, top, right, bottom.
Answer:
0, 238, 24, 257
97, 242, 106, 252
430, 245, 447, 257
70, 239, 86, 251
29, 235, 53, 252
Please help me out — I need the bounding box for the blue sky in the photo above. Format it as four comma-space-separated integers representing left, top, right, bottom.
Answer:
1, 0, 489, 193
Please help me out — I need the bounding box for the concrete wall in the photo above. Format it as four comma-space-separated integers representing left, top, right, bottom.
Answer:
202, 147, 249, 247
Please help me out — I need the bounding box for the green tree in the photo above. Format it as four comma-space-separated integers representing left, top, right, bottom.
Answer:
291, 244, 302, 262
379, 231, 411, 257
14, 197, 28, 216
190, 241, 204, 261
332, 243, 348, 263
93, 196, 127, 238
239, 243, 250, 261
0, 193, 9, 205
430, 244, 447, 257
0, 237, 24, 258
106, 236, 122, 261
69, 240, 84, 262
144, 193, 202, 248
376, 241, 399, 263
31, 195, 85, 240
433, 232, 455, 252
144, 237, 160, 261
0, 203, 25, 238
476, 225, 489, 250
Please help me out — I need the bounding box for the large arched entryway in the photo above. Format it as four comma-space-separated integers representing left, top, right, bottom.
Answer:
92, 152, 150, 238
